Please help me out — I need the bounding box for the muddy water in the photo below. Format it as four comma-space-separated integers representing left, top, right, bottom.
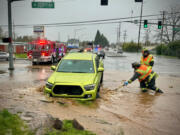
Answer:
0, 54, 180, 135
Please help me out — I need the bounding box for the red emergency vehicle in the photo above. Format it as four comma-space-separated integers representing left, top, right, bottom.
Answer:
27, 38, 66, 65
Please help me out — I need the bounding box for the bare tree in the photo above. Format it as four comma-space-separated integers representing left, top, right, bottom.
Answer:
155, 6, 180, 44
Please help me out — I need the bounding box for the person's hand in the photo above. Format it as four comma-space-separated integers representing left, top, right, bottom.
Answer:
123, 81, 128, 86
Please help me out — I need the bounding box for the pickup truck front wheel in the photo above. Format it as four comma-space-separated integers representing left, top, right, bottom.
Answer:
100, 73, 104, 84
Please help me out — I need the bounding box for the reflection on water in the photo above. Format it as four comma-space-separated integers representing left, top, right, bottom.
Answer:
0, 60, 52, 90
9, 70, 14, 78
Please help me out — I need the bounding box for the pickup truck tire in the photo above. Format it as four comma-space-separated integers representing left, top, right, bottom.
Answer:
96, 86, 100, 98
100, 72, 104, 84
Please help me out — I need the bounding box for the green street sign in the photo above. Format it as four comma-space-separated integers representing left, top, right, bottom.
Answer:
173, 28, 180, 31
32, 2, 55, 8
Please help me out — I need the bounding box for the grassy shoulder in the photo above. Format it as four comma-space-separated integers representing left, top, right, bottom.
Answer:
15, 53, 27, 58
0, 109, 96, 135
45, 120, 96, 135
0, 109, 34, 135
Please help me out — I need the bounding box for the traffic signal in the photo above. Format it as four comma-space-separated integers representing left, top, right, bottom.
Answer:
135, 0, 143, 2
158, 21, 162, 29
88, 42, 93, 46
144, 20, 148, 28
2, 37, 12, 43
101, 0, 108, 5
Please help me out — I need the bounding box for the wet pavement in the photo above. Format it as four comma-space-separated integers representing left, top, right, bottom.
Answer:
0, 53, 180, 135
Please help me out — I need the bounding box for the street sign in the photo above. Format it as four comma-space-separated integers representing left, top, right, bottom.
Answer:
33, 26, 44, 33
32, 2, 55, 8
173, 28, 180, 31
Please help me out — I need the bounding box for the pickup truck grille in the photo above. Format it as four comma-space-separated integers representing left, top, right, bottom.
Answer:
32, 50, 41, 58
53, 85, 83, 95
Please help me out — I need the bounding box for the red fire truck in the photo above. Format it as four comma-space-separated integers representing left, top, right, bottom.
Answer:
27, 39, 67, 65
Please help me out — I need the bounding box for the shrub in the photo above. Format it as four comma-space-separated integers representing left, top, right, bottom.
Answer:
122, 41, 142, 52
156, 40, 180, 58
176, 49, 180, 58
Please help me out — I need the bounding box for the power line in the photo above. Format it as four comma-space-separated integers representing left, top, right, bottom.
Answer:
1, 12, 180, 28
1, 12, 179, 29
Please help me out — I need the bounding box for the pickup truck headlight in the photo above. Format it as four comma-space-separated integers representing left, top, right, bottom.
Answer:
84, 84, 95, 91
46, 82, 53, 89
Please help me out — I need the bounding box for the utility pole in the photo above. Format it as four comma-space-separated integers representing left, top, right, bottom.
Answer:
7, 0, 23, 70
123, 30, 127, 43
160, 11, 165, 44
116, 22, 121, 46
137, 0, 144, 52
58, 32, 60, 42
13, 20, 15, 41
119, 22, 121, 45
8, 0, 14, 70
116, 27, 119, 44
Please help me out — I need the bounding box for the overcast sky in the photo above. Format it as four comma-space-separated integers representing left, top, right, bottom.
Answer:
0, 0, 179, 43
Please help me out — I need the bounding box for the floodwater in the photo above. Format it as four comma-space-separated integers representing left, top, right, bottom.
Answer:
105, 52, 180, 76
0, 52, 180, 135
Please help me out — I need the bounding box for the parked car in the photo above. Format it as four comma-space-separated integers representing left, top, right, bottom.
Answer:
0, 51, 9, 61
117, 49, 123, 54
0, 51, 15, 61
44, 52, 104, 100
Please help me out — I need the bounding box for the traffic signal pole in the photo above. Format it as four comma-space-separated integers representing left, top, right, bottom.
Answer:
8, 0, 14, 70
137, 0, 144, 52
160, 11, 165, 44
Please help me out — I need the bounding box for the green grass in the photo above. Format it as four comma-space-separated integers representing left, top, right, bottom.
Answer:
15, 53, 27, 58
75, 100, 98, 108
45, 120, 96, 135
0, 109, 34, 135
0, 110, 96, 135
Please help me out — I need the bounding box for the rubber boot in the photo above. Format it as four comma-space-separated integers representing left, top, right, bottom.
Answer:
156, 89, 163, 93
141, 88, 148, 93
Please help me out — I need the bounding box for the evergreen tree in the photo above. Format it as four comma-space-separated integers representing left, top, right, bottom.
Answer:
94, 30, 101, 45
94, 30, 109, 47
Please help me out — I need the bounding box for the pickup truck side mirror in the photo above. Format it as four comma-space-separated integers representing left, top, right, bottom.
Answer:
51, 66, 56, 71
98, 67, 104, 72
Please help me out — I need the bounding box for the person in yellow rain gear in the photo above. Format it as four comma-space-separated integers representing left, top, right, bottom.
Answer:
123, 62, 163, 93
140, 48, 154, 69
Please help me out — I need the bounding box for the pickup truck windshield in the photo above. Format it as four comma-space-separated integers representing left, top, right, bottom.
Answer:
57, 60, 94, 73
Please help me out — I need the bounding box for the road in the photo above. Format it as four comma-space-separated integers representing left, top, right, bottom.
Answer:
0, 53, 180, 135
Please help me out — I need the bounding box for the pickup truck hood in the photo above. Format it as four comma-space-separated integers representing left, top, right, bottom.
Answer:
48, 72, 96, 85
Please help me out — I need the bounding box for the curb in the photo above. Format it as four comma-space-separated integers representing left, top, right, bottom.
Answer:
15, 58, 28, 60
